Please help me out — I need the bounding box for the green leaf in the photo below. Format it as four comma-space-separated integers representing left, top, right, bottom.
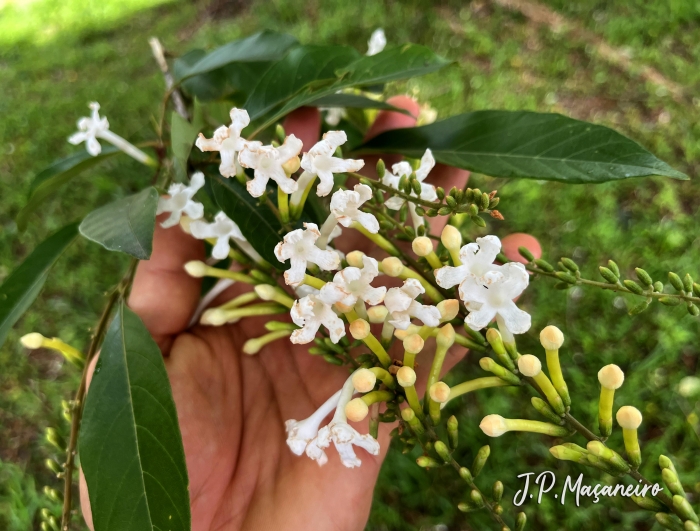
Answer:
209, 173, 284, 269
174, 31, 298, 83
16, 147, 120, 231
245, 45, 360, 119
252, 44, 450, 132
80, 303, 190, 531
359, 110, 688, 183
0, 223, 78, 349
171, 109, 203, 179
307, 93, 410, 113
79, 187, 159, 259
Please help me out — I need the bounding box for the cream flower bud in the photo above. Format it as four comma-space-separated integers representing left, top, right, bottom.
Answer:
616, 406, 642, 429
282, 155, 301, 175
254, 284, 278, 301
184, 260, 208, 278
352, 368, 377, 393
518, 354, 542, 377
540, 325, 564, 351
346, 251, 365, 268
397, 366, 417, 387
381, 257, 404, 277
480, 414, 509, 437
20, 333, 45, 349
437, 299, 459, 322
403, 333, 424, 354
429, 382, 451, 403
349, 319, 371, 340
441, 225, 462, 250
367, 305, 388, 324
598, 364, 625, 389
200, 308, 228, 326
412, 236, 434, 257
345, 398, 370, 422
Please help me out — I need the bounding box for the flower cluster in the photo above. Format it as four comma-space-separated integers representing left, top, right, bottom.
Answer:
153, 104, 533, 470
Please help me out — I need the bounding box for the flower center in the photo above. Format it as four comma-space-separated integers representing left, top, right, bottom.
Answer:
471, 263, 488, 278
348, 279, 364, 294
313, 154, 334, 172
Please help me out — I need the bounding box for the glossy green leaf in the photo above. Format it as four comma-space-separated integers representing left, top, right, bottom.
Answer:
174, 31, 297, 83
80, 303, 190, 531
307, 93, 410, 113
245, 45, 360, 119
171, 108, 203, 179
209, 173, 284, 269
0, 223, 78, 349
16, 147, 120, 231
252, 44, 450, 132
359, 110, 688, 183
79, 187, 159, 259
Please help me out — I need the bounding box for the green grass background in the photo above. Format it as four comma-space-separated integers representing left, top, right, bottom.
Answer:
1, 0, 699, 529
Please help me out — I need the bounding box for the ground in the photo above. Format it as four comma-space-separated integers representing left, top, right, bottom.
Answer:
0, 0, 699, 529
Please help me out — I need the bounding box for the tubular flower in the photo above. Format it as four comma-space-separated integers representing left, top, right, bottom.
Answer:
382, 149, 437, 227
290, 295, 346, 344
190, 211, 246, 260
319, 256, 387, 307
274, 223, 340, 286
434, 235, 502, 296
367, 28, 387, 56
384, 278, 441, 330
315, 375, 380, 468
68, 102, 109, 156
461, 262, 531, 335
195, 108, 254, 178
330, 184, 379, 233
238, 134, 303, 197
300, 131, 364, 196
285, 389, 343, 463
156, 172, 205, 228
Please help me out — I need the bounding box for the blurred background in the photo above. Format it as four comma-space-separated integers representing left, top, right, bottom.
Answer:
1, 0, 699, 529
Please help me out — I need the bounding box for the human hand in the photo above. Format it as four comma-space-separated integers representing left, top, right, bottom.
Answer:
80, 97, 541, 531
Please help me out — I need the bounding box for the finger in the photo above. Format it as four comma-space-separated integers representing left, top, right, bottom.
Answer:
283, 107, 321, 149
501, 233, 542, 263
129, 219, 204, 353
361, 95, 420, 178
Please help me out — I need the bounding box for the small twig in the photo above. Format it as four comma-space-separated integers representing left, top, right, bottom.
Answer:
149, 37, 189, 121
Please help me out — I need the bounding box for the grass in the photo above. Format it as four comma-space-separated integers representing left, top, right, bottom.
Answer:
1, 0, 699, 529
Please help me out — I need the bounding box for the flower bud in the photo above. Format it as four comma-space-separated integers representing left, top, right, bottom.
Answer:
45, 458, 63, 476
479, 357, 521, 385
654, 281, 665, 292
550, 444, 588, 463
345, 250, 365, 268
381, 257, 404, 277
519, 354, 565, 415
429, 382, 451, 403
45, 428, 64, 451
367, 305, 388, 324
617, 405, 642, 429
518, 354, 541, 377
434, 440, 451, 463
673, 495, 698, 523
561, 257, 579, 272
184, 260, 209, 278
403, 334, 424, 354
436, 323, 455, 349
535, 259, 554, 272
598, 364, 625, 389
623, 279, 644, 294
586, 441, 630, 472
635, 267, 653, 286
516, 512, 527, 531
441, 225, 462, 251
669, 272, 684, 292
685, 521, 700, 531
200, 308, 228, 326
349, 319, 371, 340
470, 488, 484, 507
376, 159, 386, 178
631, 494, 664, 512
480, 415, 570, 438
345, 398, 370, 422
43, 486, 62, 502
397, 366, 417, 387
659, 454, 677, 472
472, 445, 490, 478
531, 397, 564, 424
412, 236, 433, 257
479, 415, 508, 437
599, 266, 619, 284
352, 368, 377, 393
459, 467, 472, 482
518, 246, 535, 262
540, 326, 564, 351
20, 332, 45, 349
662, 467, 686, 497
655, 513, 684, 531
416, 456, 441, 468
493, 480, 504, 502
447, 415, 459, 449
334, 301, 354, 313
437, 299, 459, 322
617, 405, 643, 468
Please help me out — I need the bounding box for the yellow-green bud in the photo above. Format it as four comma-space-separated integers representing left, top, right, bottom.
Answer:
479, 357, 520, 385
599, 266, 619, 284
459, 466, 473, 482
531, 397, 564, 424
493, 480, 504, 502
662, 467, 686, 497
441, 225, 462, 251
516, 512, 527, 531
437, 299, 459, 322
631, 494, 664, 512
673, 495, 699, 523
470, 489, 484, 507
669, 272, 684, 292
447, 415, 459, 449
655, 513, 684, 531
367, 305, 388, 324
45, 459, 63, 476
472, 445, 490, 478
416, 456, 441, 468
635, 268, 653, 286
434, 440, 451, 463
381, 257, 404, 277
45, 428, 64, 451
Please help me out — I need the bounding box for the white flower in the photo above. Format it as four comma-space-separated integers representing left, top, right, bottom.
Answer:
367, 29, 387, 56
156, 172, 205, 228
285, 388, 343, 462
330, 184, 379, 233
435, 235, 502, 297
238, 135, 303, 197
274, 223, 340, 286
290, 295, 346, 344
319, 256, 386, 307
383, 149, 437, 209
323, 107, 345, 126
68, 102, 109, 156
315, 375, 380, 468
190, 211, 246, 260
384, 278, 441, 330
461, 262, 531, 334
300, 131, 365, 197
195, 108, 254, 178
